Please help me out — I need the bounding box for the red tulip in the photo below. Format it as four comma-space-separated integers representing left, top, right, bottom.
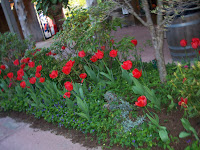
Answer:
36, 65, 42, 72
180, 39, 187, 47
64, 81, 73, 91
109, 49, 118, 58
29, 77, 36, 84
28, 62, 35, 68
95, 50, 104, 59
62, 66, 71, 75
63, 92, 71, 98
20, 64, 26, 69
191, 42, 198, 49
131, 39, 138, 46
39, 77, 45, 83
0, 65, 6, 70
78, 50, 86, 58
90, 55, 98, 62
20, 81, 26, 88
49, 70, 58, 79
80, 73, 87, 79
17, 69, 24, 77
178, 97, 188, 108
65, 60, 75, 68
61, 46, 65, 50
7, 72, 14, 79
16, 76, 23, 81
132, 68, 142, 79
122, 60, 132, 70
13, 59, 19, 66
35, 72, 41, 78
135, 96, 147, 107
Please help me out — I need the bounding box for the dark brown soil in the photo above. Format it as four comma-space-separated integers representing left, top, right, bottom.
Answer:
0, 108, 199, 150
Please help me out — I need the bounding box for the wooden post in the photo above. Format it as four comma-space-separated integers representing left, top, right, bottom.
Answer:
1, 0, 22, 38
14, 0, 44, 42
13, 0, 31, 40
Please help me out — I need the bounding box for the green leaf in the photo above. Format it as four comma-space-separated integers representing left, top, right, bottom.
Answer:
181, 118, 191, 131
179, 131, 191, 138
84, 65, 98, 82
75, 112, 90, 121
66, 98, 74, 110
100, 72, 113, 82
76, 96, 88, 115
79, 87, 84, 99
121, 69, 132, 85
159, 129, 169, 142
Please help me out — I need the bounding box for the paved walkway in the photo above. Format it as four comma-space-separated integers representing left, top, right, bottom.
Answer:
0, 117, 101, 150
36, 26, 173, 63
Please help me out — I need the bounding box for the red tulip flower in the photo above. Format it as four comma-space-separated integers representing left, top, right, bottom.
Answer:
61, 46, 65, 50
90, 55, 98, 62
29, 77, 36, 84
62, 66, 71, 75
131, 39, 138, 46
0, 65, 6, 70
36, 65, 42, 72
7, 72, 14, 79
180, 39, 187, 47
28, 61, 35, 68
13, 59, 19, 66
135, 96, 147, 107
95, 50, 104, 59
17, 69, 24, 77
78, 50, 86, 58
20, 81, 26, 88
16, 76, 23, 81
178, 97, 188, 108
39, 77, 45, 83
191, 42, 198, 49
65, 60, 75, 68
109, 49, 118, 58
49, 70, 58, 79
0, 70, 1, 75
63, 92, 71, 98
35, 72, 41, 78
80, 73, 87, 83
122, 60, 132, 70
132, 68, 142, 79
20, 64, 26, 69
64, 81, 73, 91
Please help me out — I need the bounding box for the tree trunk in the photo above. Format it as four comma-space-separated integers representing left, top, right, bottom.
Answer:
142, 0, 167, 83
47, 3, 65, 31
14, 0, 31, 40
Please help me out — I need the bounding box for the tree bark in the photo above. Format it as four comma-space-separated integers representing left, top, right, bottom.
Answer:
142, 0, 167, 83
14, 0, 31, 40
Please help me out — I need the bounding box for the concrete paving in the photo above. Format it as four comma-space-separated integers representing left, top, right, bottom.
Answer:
36, 26, 173, 64
0, 117, 101, 150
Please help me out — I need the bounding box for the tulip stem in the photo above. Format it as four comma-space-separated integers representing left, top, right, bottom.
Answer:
83, 57, 92, 69
71, 67, 81, 80
145, 106, 154, 119
69, 74, 74, 83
